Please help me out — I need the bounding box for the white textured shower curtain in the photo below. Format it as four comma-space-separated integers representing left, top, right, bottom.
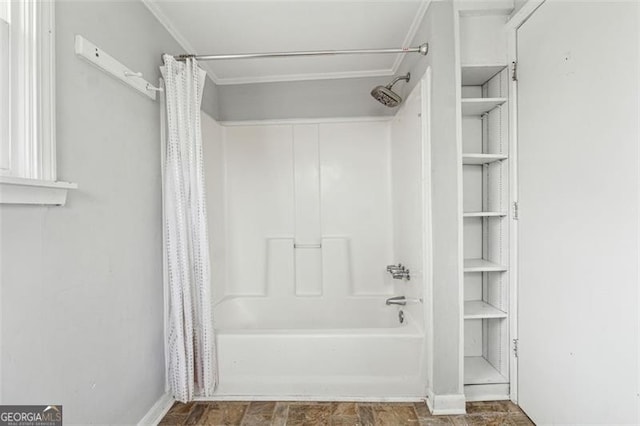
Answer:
160, 55, 216, 402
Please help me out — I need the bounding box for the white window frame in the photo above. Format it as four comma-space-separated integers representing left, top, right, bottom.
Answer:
0, 0, 76, 205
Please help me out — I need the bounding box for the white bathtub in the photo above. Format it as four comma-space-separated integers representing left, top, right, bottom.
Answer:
211, 296, 427, 400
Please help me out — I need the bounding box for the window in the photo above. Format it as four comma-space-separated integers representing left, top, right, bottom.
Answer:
0, 2, 10, 172
0, 0, 75, 205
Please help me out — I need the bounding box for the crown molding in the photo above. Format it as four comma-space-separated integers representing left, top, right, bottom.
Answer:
141, 0, 222, 84
390, 0, 432, 74
143, 0, 431, 86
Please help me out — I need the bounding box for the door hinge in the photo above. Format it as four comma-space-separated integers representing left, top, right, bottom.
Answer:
513, 338, 519, 358
512, 61, 518, 81
513, 201, 519, 220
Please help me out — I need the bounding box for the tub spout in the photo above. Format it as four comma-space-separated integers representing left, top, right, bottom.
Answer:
386, 296, 407, 306
385, 296, 422, 306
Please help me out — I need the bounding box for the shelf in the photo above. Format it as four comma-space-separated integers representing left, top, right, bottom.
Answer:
462, 98, 507, 116
463, 211, 506, 218
464, 301, 507, 320
462, 154, 507, 165
464, 356, 508, 385
464, 258, 507, 273
461, 64, 507, 86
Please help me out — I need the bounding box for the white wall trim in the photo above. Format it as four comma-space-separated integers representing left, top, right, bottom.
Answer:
141, 0, 432, 86
140, 0, 213, 78
506, 0, 545, 29
637, 3, 640, 422
452, 2, 466, 397
507, 24, 520, 404
141, 0, 195, 57
505, 0, 545, 405
426, 390, 467, 415
2, 0, 58, 182
219, 116, 393, 127
390, 0, 432, 75
137, 392, 174, 426
0, 176, 77, 206
457, 0, 515, 17
421, 68, 435, 407
42, 0, 57, 181
140, 0, 220, 89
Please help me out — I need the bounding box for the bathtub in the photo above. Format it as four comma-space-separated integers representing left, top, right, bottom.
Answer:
210, 296, 427, 400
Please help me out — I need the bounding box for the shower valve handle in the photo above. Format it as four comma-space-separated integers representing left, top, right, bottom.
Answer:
387, 264, 403, 273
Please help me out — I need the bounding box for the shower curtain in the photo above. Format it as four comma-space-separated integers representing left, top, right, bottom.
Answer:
160, 54, 216, 402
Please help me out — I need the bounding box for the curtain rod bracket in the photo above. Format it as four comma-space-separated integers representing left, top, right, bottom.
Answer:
175, 54, 197, 61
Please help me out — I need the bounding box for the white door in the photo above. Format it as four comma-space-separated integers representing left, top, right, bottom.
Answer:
517, 1, 639, 424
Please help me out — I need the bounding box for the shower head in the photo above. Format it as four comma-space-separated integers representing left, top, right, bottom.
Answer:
371, 73, 411, 107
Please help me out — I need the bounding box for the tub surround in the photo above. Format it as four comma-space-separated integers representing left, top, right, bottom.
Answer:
203, 113, 427, 399
207, 119, 394, 300
200, 51, 428, 411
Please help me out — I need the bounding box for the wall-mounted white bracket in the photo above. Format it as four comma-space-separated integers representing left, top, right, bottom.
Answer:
74, 35, 159, 100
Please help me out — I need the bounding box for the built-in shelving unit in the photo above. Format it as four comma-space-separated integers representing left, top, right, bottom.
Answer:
460, 59, 511, 401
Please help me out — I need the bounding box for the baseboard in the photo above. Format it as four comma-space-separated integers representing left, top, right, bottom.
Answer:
138, 392, 174, 426
426, 390, 466, 415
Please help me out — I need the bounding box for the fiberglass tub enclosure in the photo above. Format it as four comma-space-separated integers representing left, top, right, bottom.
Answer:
202, 84, 431, 399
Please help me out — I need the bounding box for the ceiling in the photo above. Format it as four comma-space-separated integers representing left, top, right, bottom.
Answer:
143, 0, 430, 85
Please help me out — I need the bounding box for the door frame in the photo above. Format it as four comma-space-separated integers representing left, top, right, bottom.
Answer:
504, 0, 545, 404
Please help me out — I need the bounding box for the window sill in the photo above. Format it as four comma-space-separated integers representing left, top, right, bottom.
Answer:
0, 176, 77, 206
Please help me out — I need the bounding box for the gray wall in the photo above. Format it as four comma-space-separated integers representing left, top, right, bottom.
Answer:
0, 1, 198, 423
217, 76, 395, 121
401, 2, 463, 398
422, 2, 462, 399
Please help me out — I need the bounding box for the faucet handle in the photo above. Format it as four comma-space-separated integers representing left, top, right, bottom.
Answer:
392, 267, 411, 281
387, 263, 403, 272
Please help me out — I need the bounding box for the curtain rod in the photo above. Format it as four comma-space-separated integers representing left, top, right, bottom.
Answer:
173, 43, 428, 61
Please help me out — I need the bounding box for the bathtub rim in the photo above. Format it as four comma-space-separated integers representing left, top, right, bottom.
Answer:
214, 310, 423, 335
213, 294, 419, 306
212, 294, 425, 334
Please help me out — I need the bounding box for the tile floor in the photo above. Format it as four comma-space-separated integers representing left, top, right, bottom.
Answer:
159, 400, 535, 425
